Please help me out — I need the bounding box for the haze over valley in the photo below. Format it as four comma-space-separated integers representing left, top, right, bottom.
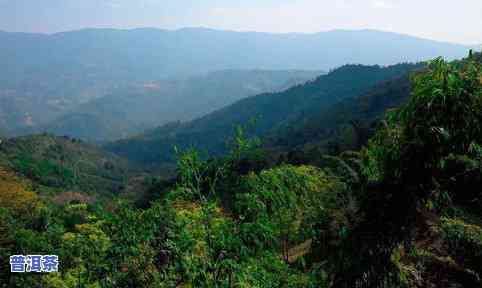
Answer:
0, 28, 472, 141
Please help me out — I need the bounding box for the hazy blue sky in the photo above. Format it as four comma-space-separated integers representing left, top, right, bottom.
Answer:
1, 0, 481, 44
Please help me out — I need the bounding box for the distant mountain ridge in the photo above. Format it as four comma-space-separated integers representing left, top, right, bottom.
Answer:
106, 62, 421, 167
20, 69, 321, 142
0, 27, 469, 79
0, 28, 470, 141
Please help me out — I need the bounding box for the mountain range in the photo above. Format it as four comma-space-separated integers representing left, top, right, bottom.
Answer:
1, 27, 470, 80
22, 69, 320, 141
0, 28, 471, 141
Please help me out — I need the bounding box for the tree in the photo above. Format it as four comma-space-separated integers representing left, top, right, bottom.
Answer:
0, 168, 41, 216
335, 55, 481, 287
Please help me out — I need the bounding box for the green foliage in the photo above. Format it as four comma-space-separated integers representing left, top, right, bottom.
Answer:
273, 71, 417, 152
12, 152, 75, 187
338, 54, 481, 287
362, 55, 481, 191
2, 55, 480, 288
1, 196, 168, 287
0, 134, 130, 197
440, 217, 482, 275
361, 119, 403, 182
236, 165, 347, 251
107, 63, 420, 166
174, 147, 224, 201
400, 58, 481, 152
228, 123, 262, 162
156, 132, 338, 287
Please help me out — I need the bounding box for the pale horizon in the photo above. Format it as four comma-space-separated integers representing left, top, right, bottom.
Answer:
1, 0, 481, 45
0, 26, 477, 47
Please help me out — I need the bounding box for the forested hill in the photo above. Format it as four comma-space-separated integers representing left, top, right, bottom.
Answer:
1, 67, 320, 142
0, 134, 130, 197
269, 74, 414, 152
20, 70, 320, 142
106, 63, 421, 166
272, 52, 482, 154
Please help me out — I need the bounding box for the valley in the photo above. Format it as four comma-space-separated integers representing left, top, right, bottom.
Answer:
0, 28, 470, 142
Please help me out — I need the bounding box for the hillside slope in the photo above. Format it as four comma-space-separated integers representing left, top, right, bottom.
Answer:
0, 134, 130, 197
270, 74, 413, 152
29, 70, 321, 142
272, 52, 482, 154
106, 63, 421, 166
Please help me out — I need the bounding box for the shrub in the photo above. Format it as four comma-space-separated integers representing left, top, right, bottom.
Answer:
440, 217, 482, 275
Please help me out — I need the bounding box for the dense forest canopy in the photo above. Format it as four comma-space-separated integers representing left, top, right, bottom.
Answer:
1, 53, 480, 287
0, 134, 130, 198
106, 62, 421, 167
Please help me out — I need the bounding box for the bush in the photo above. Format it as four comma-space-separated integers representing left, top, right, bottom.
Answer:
440, 217, 482, 275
